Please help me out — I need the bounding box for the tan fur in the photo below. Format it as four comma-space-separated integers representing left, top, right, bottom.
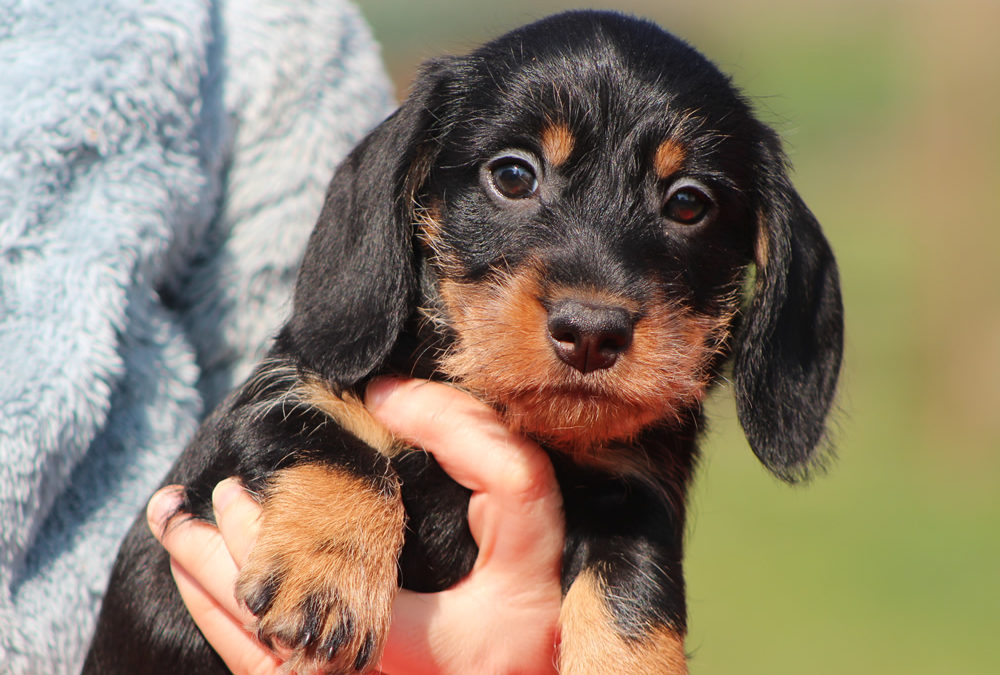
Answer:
241, 361, 401, 458
755, 209, 770, 272
236, 464, 405, 674
541, 122, 576, 167
405, 143, 436, 211
416, 200, 463, 276
437, 265, 736, 453
654, 139, 687, 179
559, 570, 688, 674
298, 377, 402, 458
416, 202, 443, 244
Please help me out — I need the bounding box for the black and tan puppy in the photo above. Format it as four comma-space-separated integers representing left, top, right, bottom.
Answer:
85, 10, 843, 674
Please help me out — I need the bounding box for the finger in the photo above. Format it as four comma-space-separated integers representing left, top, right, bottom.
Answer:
382, 585, 559, 675
379, 589, 438, 674
146, 486, 253, 624
365, 376, 560, 505
465, 488, 562, 582
170, 559, 283, 675
212, 478, 263, 567
366, 378, 550, 496
365, 378, 563, 575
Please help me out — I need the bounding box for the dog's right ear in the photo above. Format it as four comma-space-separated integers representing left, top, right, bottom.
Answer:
275, 60, 459, 385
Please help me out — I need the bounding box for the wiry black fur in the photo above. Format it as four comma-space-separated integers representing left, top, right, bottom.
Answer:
85, 11, 842, 674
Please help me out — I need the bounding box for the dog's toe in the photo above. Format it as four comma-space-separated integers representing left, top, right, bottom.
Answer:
235, 463, 405, 673
236, 543, 396, 673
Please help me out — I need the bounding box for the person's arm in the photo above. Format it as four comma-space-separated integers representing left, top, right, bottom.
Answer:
147, 378, 564, 675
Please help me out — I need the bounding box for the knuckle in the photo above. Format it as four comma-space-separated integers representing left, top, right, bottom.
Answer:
495, 445, 556, 503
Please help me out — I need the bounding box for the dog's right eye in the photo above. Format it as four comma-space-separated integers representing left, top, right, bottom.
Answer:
490, 161, 539, 199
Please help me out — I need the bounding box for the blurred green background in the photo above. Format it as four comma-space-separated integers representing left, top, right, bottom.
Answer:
358, 1, 1000, 672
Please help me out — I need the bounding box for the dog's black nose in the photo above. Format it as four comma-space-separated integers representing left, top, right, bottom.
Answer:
547, 299, 634, 373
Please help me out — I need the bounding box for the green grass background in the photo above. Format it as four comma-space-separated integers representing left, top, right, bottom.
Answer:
358, 1, 1000, 672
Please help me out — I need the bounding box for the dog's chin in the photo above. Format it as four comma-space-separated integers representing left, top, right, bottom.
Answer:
504, 393, 658, 451
485, 383, 697, 454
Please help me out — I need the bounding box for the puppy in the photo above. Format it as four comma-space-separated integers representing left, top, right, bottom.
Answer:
85, 10, 843, 674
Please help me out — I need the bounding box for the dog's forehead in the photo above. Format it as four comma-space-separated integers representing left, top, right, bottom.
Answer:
457, 13, 752, 167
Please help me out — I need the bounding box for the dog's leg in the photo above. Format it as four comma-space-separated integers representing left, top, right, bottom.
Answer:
83, 512, 227, 674
558, 568, 687, 674
556, 469, 689, 674
197, 369, 409, 673
235, 459, 405, 674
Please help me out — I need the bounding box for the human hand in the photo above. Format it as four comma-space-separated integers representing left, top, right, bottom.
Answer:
147, 378, 564, 675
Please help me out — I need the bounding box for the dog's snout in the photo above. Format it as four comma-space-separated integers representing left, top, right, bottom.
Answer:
546, 300, 634, 374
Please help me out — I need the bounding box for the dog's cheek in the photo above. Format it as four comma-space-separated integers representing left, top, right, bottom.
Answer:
235, 463, 405, 673
437, 268, 555, 395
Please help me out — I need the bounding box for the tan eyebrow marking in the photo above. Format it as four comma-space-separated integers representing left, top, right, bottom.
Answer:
653, 139, 687, 179
541, 122, 576, 167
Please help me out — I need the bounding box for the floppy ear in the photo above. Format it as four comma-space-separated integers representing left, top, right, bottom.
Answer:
733, 132, 844, 482
275, 63, 454, 385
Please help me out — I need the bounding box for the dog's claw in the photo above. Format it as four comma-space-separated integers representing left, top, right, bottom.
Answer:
237, 562, 389, 674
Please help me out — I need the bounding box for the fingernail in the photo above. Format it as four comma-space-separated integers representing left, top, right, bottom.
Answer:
147, 486, 184, 534
365, 376, 402, 411
212, 478, 243, 516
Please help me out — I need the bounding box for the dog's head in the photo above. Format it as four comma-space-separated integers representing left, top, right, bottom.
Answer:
278, 11, 843, 481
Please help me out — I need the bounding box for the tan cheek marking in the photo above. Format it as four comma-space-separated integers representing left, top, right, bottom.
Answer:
541, 122, 576, 167
755, 210, 770, 271
236, 463, 405, 673
654, 139, 687, 179
416, 200, 464, 276
416, 201, 443, 243
559, 570, 688, 674
405, 143, 435, 206
299, 378, 402, 458
438, 270, 552, 398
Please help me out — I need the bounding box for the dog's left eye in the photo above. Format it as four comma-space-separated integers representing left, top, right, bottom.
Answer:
663, 183, 713, 226
490, 161, 539, 199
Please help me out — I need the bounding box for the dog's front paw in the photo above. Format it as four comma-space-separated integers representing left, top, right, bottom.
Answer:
236, 550, 392, 672
235, 464, 405, 674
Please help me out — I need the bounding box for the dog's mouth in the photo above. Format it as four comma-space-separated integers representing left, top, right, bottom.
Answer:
435, 270, 735, 452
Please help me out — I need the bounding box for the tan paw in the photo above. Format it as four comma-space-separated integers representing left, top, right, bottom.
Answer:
236, 464, 405, 673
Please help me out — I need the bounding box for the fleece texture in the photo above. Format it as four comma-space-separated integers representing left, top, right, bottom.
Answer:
0, 1, 394, 671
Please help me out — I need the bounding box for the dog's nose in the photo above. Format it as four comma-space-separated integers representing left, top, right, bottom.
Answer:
546, 300, 634, 374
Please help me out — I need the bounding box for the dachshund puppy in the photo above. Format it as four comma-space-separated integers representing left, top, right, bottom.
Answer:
85, 10, 842, 674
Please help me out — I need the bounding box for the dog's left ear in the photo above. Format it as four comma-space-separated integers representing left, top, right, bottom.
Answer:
275, 61, 457, 385
733, 129, 844, 482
